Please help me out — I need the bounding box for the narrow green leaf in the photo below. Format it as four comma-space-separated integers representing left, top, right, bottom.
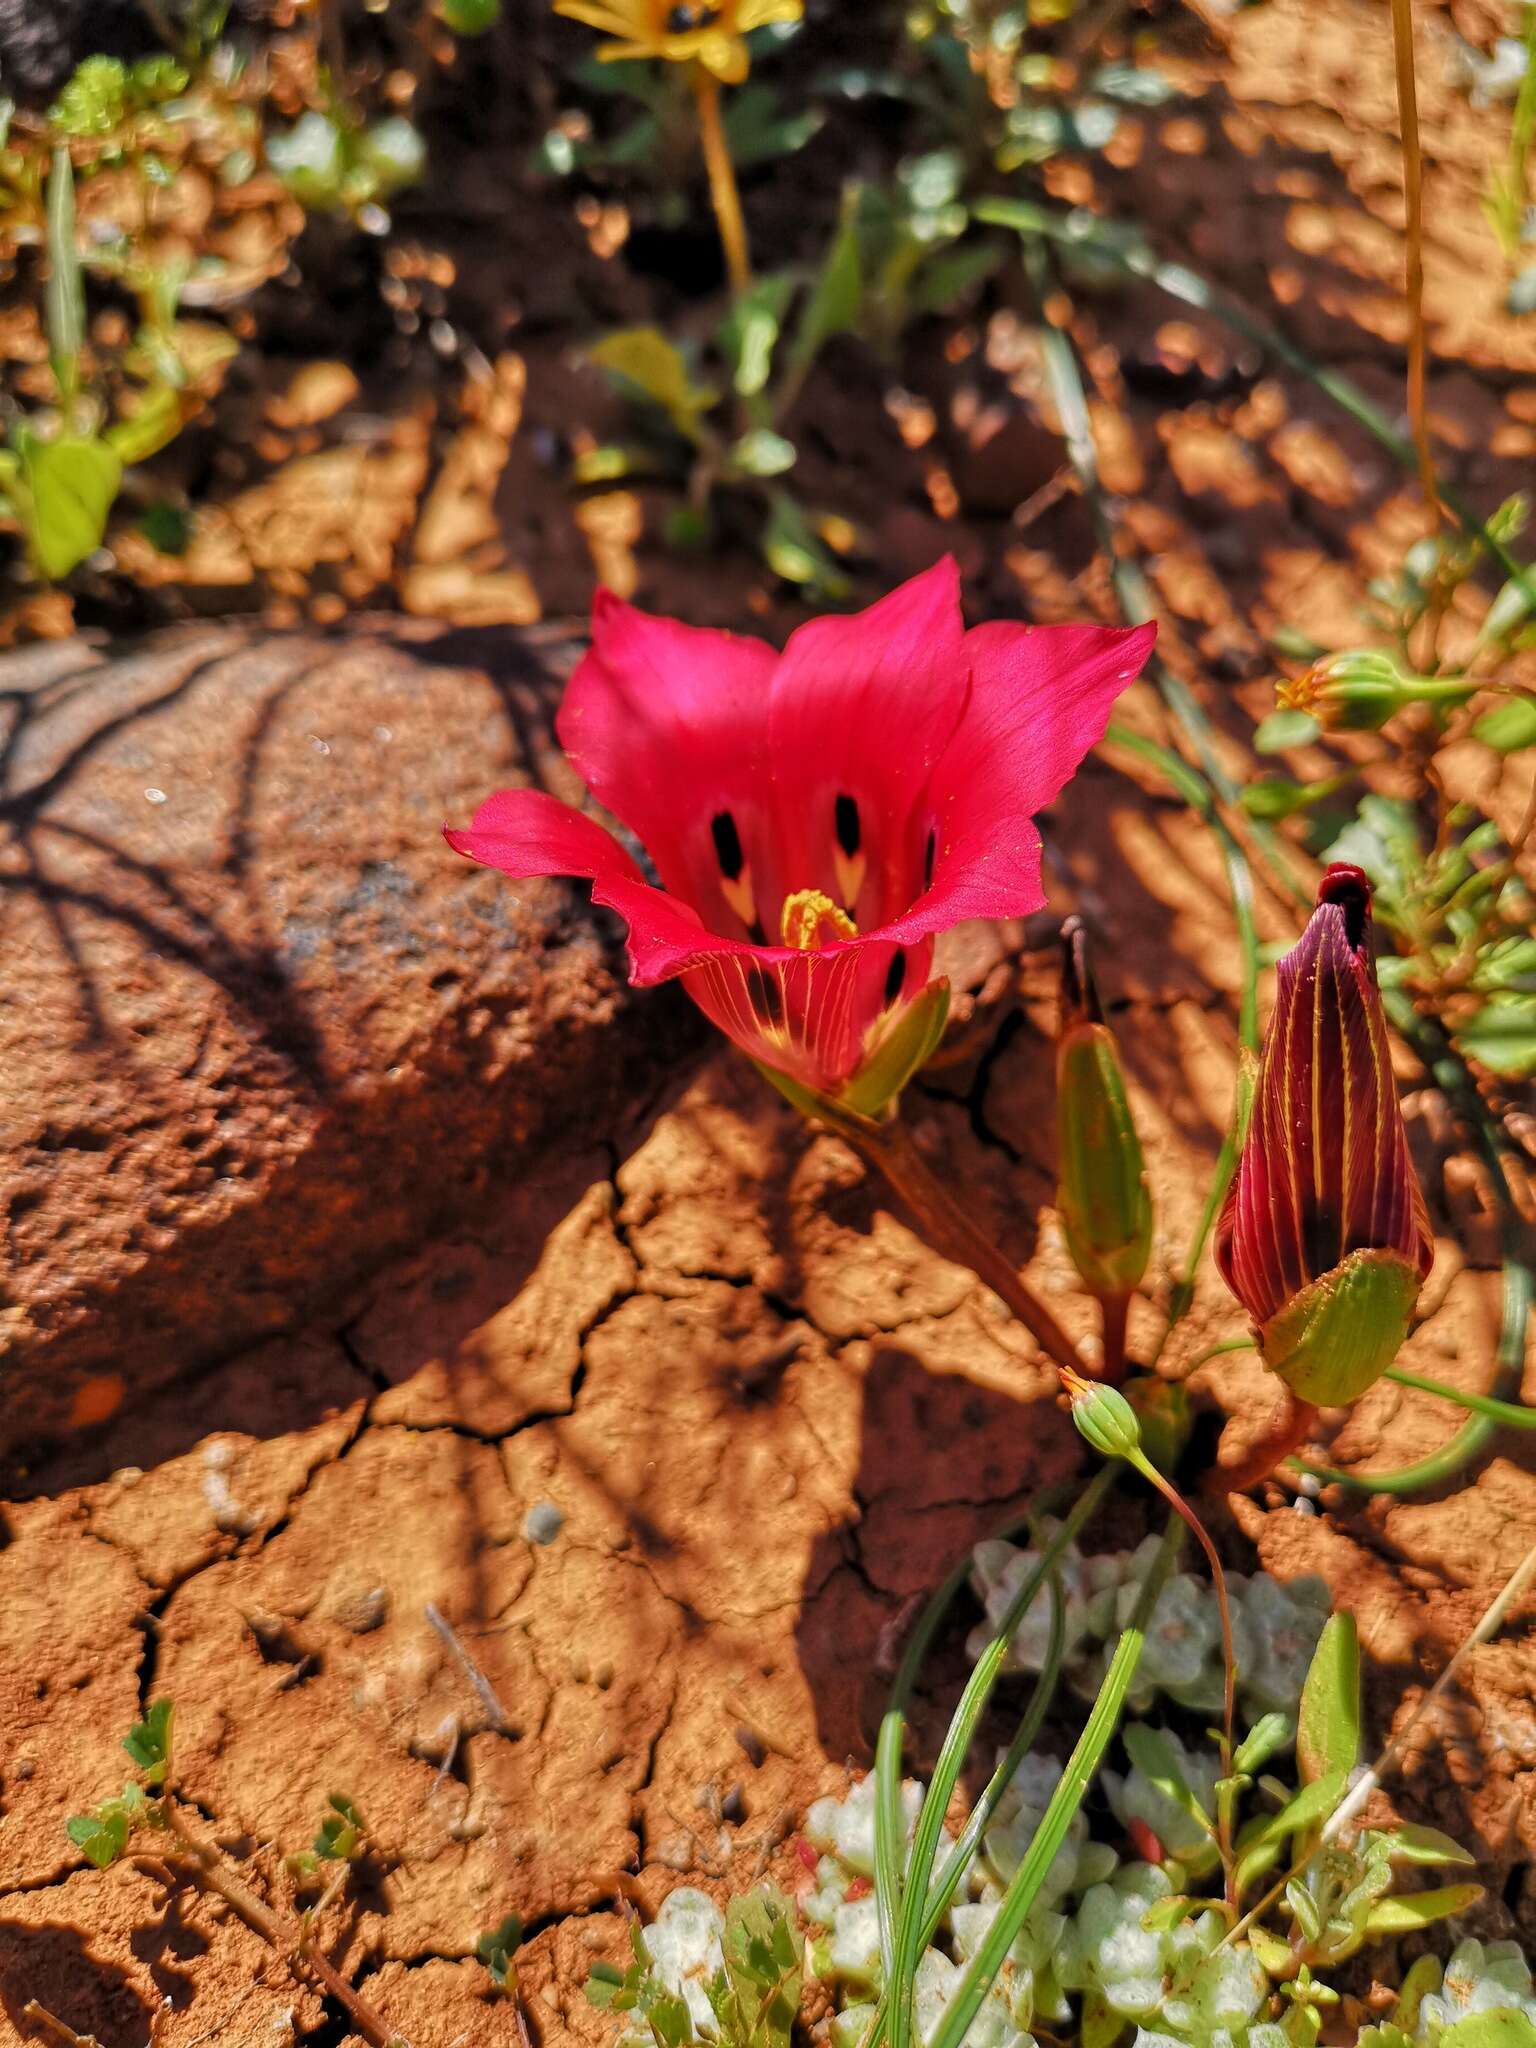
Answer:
1362, 1883, 1484, 1933
45, 148, 84, 400
588, 328, 716, 444
1379, 1822, 1478, 1867
783, 192, 862, 387
1473, 697, 1536, 753
1297, 1612, 1359, 1786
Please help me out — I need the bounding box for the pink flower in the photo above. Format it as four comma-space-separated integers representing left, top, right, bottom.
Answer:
446, 560, 1154, 1110
1216, 863, 1434, 1332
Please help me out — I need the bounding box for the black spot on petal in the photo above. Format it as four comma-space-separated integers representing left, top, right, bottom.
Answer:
884, 951, 906, 1005
711, 810, 745, 881
923, 829, 937, 890
835, 793, 861, 858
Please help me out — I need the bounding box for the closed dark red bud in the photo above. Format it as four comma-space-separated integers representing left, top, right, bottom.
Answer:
1216, 865, 1433, 1339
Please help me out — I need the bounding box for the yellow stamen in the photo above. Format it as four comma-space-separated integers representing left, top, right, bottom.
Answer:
780, 888, 857, 949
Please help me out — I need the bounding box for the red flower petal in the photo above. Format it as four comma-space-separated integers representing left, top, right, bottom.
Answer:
764, 558, 969, 926
877, 615, 1158, 944
1216, 864, 1433, 1328
558, 591, 779, 931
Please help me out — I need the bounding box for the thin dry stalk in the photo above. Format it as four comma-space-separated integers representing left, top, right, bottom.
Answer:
1388, 0, 1443, 520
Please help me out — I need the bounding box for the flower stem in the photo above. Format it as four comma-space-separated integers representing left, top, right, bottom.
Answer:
690, 63, 750, 296
1100, 1291, 1130, 1384
1127, 1448, 1239, 1904
828, 1106, 1086, 1380
1388, 0, 1443, 520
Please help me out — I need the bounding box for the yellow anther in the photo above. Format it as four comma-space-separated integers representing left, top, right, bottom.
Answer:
780, 888, 858, 949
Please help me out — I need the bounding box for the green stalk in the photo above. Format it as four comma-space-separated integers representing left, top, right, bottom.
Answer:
978, 195, 1536, 612
924, 1515, 1182, 2048
1384, 1364, 1536, 1428
858, 1579, 1071, 2048
880, 1468, 1116, 2048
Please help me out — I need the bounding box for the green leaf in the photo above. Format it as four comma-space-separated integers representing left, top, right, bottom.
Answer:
123, 1699, 174, 1785
476, 1912, 524, 1990
1255, 707, 1322, 752
48, 57, 129, 137
729, 429, 796, 478
1378, 1822, 1477, 1867
314, 1791, 365, 1861
357, 117, 426, 197
760, 491, 849, 597
1362, 1883, 1484, 1933
588, 328, 716, 444
783, 193, 862, 388
66, 1807, 129, 1869
107, 385, 183, 466
437, 0, 501, 29
723, 84, 823, 170
1122, 1724, 1214, 1832
1139, 1894, 1198, 1932
716, 272, 794, 398
21, 432, 121, 577
1234, 1773, 1346, 1895
267, 112, 346, 209
1441, 2015, 1536, 2048
45, 148, 84, 399
1248, 1924, 1292, 1975
909, 240, 1001, 317
718, 1888, 802, 2048
1323, 796, 1423, 933
1240, 774, 1348, 820
1298, 1613, 1359, 1786
1234, 1714, 1293, 1776
1473, 696, 1536, 752
1454, 993, 1536, 1079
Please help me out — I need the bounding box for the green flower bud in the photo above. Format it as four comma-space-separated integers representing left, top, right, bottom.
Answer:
1056, 921, 1153, 1303
1258, 1247, 1423, 1406
1064, 1368, 1144, 1462
1278, 649, 1476, 733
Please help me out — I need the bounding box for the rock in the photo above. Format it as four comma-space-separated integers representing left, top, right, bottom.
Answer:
0, 620, 701, 1459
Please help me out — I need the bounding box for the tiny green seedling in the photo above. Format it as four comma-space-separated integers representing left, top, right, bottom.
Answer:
476, 1913, 525, 1991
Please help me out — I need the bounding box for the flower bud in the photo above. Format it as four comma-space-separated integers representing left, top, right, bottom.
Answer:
1063, 1367, 1144, 1462
1056, 920, 1153, 1303
1278, 651, 1475, 733
1216, 865, 1434, 1403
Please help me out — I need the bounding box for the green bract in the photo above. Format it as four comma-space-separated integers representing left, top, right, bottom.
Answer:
1259, 1247, 1423, 1405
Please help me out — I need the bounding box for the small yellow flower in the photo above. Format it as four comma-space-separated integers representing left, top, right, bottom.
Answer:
553, 0, 802, 83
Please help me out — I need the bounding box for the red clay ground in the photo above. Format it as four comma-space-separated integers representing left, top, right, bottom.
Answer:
2, 0, 1536, 2042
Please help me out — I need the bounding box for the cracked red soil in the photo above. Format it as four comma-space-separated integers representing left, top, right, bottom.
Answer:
4, 0, 1536, 2041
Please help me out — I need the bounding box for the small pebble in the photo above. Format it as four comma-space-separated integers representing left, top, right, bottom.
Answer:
523, 1501, 565, 1545
331, 1583, 391, 1634
144, 787, 167, 805
1293, 1495, 1317, 1517
1297, 1472, 1322, 1499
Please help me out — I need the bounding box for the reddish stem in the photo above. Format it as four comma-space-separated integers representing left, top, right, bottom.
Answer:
845, 1113, 1087, 1380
